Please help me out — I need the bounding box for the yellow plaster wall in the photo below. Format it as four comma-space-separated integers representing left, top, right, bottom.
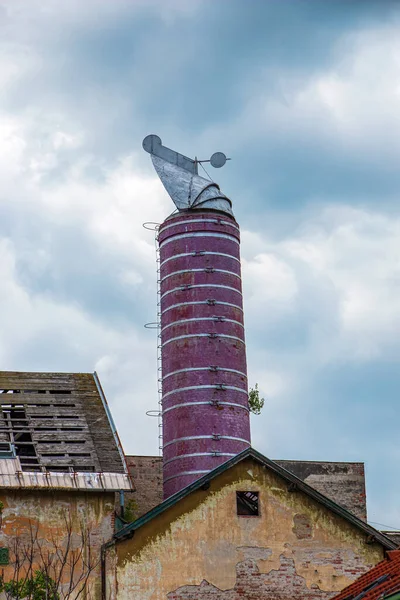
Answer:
0, 490, 116, 600
113, 459, 384, 600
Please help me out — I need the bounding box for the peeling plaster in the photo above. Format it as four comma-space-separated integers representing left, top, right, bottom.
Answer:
112, 460, 383, 600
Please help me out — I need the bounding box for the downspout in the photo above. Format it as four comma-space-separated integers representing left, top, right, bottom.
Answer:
101, 539, 115, 600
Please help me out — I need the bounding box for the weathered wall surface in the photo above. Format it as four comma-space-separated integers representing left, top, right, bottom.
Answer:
0, 490, 115, 600
113, 458, 384, 600
382, 532, 400, 547
127, 455, 367, 521
125, 456, 163, 519
275, 460, 367, 521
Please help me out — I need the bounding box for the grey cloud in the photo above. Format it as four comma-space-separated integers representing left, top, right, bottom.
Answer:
1, 0, 400, 526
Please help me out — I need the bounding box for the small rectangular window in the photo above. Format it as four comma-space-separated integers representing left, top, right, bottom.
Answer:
0, 547, 9, 565
236, 491, 259, 516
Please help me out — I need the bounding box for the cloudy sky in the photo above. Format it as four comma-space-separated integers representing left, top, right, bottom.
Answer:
1, 0, 400, 528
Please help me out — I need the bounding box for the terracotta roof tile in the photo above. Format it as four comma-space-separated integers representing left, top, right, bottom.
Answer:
333, 550, 400, 600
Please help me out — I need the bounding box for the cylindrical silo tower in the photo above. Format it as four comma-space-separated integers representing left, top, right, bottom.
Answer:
143, 135, 251, 498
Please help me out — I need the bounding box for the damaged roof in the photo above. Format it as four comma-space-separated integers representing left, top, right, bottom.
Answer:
0, 371, 127, 476
114, 447, 397, 550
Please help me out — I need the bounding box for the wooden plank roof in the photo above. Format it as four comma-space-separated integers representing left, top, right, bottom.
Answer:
0, 371, 126, 475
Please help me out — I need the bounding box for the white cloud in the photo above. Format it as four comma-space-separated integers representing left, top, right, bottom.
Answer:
0, 101, 172, 455
243, 253, 298, 308
200, 19, 400, 174
0, 231, 160, 454
0, 0, 399, 524
243, 204, 400, 368
265, 25, 400, 151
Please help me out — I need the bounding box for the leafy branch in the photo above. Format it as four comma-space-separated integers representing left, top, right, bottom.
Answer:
248, 384, 264, 415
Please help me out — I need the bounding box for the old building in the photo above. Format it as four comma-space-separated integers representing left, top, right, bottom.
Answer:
126, 454, 368, 521
0, 371, 131, 599
1, 136, 396, 600
98, 136, 397, 600
104, 449, 396, 600
332, 548, 400, 600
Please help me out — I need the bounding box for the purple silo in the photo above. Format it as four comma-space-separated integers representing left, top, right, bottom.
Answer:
158, 211, 251, 498
143, 135, 251, 498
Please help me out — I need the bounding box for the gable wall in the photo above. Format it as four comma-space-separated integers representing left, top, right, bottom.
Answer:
111, 459, 384, 600
126, 455, 367, 521
275, 460, 367, 521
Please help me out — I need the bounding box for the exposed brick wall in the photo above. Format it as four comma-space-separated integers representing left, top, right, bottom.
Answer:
126, 456, 367, 521
112, 458, 385, 600
168, 555, 338, 599
275, 460, 367, 521
125, 455, 163, 519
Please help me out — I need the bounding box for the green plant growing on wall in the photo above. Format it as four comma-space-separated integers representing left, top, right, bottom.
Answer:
248, 384, 265, 415
0, 570, 59, 600
123, 498, 139, 523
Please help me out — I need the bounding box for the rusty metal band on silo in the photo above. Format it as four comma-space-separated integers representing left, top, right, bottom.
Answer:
158, 212, 251, 498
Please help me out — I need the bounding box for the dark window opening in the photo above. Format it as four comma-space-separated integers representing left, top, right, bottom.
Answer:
68, 453, 91, 458
41, 453, 66, 457
236, 491, 259, 516
45, 466, 70, 472
12, 433, 32, 443
30, 415, 54, 419
17, 446, 37, 457
54, 404, 76, 408
37, 440, 62, 445
73, 466, 95, 472
60, 427, 83, 431
2, 407, 39, 470
56, 416, 79, 420
66, 440, 86, 444
33, 427, 57, 431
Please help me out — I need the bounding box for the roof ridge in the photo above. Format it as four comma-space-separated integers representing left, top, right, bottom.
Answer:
114, 447, 397, 551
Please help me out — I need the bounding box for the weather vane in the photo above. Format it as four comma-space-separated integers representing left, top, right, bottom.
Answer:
142, 134, 233, 216
143, 134, 230, 174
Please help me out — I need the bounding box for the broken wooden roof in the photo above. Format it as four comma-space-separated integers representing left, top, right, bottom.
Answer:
0, 371, 128, 481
